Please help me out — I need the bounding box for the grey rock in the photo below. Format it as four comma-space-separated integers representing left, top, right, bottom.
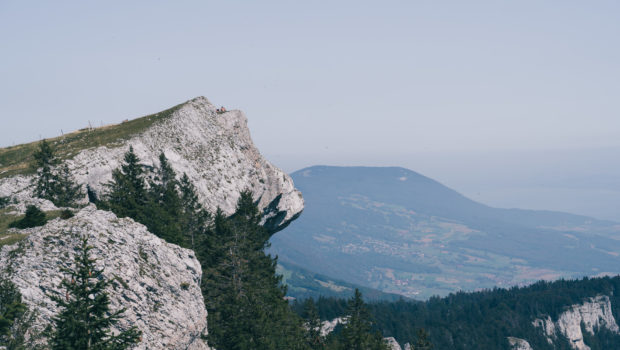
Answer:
0, 97, 304, 233
532, 295, 619, 350
1, 205, 210, 349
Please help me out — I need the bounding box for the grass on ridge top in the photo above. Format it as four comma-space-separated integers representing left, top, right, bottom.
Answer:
0, 208, 68, 248
0, 102, 184, 179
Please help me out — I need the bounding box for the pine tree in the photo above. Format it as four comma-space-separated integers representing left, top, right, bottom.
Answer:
204, 190, 308, 350
48, 236, 140, 350
340, 289, 389, 350
0, 277, 27, 346
53, 164, 83, 207
0, 277, 38, 350
0, 196, 10, 209
142, 153, 183, 245
303, 298, 325, 349
9, 205, 47, 229
33, 140, 58, 202
179, 173, 212, 253
32, 140, 82, 207
103, 146, 148, 221
411, 329, 433, 350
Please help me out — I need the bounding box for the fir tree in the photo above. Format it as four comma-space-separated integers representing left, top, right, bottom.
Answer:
48, 236, 141, 350
340, 289, 389, 350
411, 329, 433, 350
53, 164, 83, 207
103, 146, 148, 221
142, 153, 183, 245
9, 205, 47, 229
32, 140, 82, 207
0, 196, 9, 209
179, 173, 211, 252
0, 277, 27, 347
32, 140, 58, 202
303, 298, 325, 349
204, 190, 308, 350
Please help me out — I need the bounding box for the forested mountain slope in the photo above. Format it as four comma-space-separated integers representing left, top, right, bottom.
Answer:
271, 166, 620, 298
298, 276, 620, 350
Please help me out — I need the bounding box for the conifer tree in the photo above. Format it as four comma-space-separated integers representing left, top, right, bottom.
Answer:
179, 173, 211, 252
48, 236, 140, 350
411, 329, 433, 350
204, 190, 308, 350
104, 146, 147, 221
32, 140, 82, 207
143, 153, 183, 245
9, 205, 47, 229
303, 298, 324, 349
33, 140, 58, 202
0, 277, 27, 346
340, 289, 389, 350
53, 164, 83, 208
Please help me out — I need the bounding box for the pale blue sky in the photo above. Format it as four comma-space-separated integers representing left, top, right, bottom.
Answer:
1, 1, 620, 219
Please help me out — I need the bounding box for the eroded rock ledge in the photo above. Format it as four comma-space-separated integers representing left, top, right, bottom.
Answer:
0, 205, 210, 349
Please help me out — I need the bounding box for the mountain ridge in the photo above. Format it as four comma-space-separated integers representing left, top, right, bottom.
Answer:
0, 97, 304, 232
270, 165, 620, 299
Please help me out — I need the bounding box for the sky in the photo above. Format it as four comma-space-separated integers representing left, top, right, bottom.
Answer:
1, 1, 620, 220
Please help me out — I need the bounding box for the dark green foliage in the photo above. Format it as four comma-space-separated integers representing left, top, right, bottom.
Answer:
60, 209, 74, 220
48, 236, 141, 349
337, 289, 389, 350
102, 146, 148, 221
0, 196, 9, 209
52, 164, 83, 208
86, 185, 98, 204
9, 205, 47, 229
411, 329, 432, 350
99, 155, 395, 349
0, 277, 27, 347
102, 150, 211, 249
303, 299, 324, 349
142, 153, 183, 245
32, 140, 58, 201
32, 140, 82, 207
303, 276, 620, 350
179, 173, 212, 252
203, 191, 308, 350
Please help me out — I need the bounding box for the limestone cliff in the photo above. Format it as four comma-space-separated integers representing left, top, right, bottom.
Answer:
530, 295, 619, 350
0, 205, 209, 349
0, 97, 304, 348
0, 96, 303, 232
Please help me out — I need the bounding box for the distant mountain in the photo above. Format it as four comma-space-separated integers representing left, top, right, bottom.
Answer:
270, 166, 620, 299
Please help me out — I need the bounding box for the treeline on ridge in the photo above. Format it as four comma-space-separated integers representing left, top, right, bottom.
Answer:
293, 276, 620, 350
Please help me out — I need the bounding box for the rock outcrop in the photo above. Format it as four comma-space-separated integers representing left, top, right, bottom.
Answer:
508, 337, 533, 350
0, 205, 210, 349
320, 317, 346, 337
532, 295, 620, 350
385, 337, 402, 350
0, 96, 303, 232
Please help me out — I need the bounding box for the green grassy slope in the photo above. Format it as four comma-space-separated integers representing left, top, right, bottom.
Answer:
0, 103, 183, 179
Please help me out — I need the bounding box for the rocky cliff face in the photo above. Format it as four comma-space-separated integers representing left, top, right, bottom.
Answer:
531, 295, 620, 350
0, 97, 304, 348
0, 205, 210, 349
0, 96, 303, 232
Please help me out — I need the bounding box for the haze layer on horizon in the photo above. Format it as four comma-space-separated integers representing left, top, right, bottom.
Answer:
1, 1, 619, 221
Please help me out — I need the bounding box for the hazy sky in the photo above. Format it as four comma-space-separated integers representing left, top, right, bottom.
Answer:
1, 1, 620, 219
